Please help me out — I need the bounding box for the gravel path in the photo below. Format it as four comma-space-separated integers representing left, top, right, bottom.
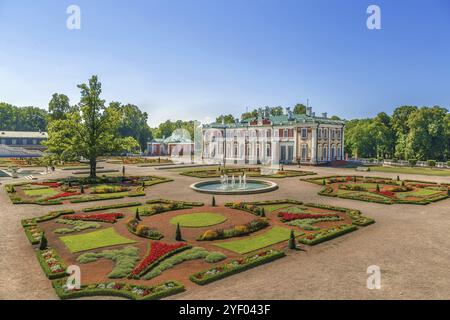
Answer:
1, 163, 449, 300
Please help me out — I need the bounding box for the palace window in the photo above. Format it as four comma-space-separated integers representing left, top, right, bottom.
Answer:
266, 129, 271, 138
323, 129, 328, 139
301, 144, 308, 161
301, 128, 308, 139
266, 144, 271, 157
318, 128, 322, 139
12, 139, 16, 145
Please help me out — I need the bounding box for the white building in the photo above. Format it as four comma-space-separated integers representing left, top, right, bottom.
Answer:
201, 107, 345, 165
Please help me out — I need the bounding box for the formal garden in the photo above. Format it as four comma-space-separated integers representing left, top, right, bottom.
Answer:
5, 175, 172, 205
305, 175, 450, 205
180, 166, 316, 178
22, 197, 374, 300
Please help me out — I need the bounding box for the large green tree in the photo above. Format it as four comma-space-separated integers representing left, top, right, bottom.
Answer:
216, 114, 235, 124
45, 76, 139, 178
0, 102, 48, 131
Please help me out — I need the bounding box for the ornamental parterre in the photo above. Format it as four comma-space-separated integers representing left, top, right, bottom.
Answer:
22, 198, 374, 300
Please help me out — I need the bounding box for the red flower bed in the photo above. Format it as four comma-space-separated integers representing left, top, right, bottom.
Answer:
346, 176, 353, 181
63, 212, 124, 223
46, 192, 81, 200
278, 212, 339, 221
377, 190, 395, 197
130, 241, 188, 277
32, 182, 62, 188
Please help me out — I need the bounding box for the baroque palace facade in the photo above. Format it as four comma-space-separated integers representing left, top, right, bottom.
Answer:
201, 107, 345, 165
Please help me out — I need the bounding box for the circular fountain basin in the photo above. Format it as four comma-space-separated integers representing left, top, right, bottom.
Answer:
190, 179, 278, 195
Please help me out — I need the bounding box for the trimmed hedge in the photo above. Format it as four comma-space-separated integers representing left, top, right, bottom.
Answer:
146, 199, 204, 207
190, 249, 285, 285
299, 224, 358, 245
52, 279, 185, 300
82, 202, 141, 212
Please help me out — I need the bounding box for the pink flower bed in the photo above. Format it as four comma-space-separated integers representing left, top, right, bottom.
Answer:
63, 213, 124, 223
278, 212, 339, 222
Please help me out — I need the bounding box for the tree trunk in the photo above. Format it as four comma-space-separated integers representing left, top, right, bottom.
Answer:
90, 158, 97, 179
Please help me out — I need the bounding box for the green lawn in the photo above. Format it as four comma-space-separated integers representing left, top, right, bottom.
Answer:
367, 166, 450, 177
170, 212, 227, 228
259, 203, 293, 212
59, 227, 136, 253
214, 226, 302, 254
23, 188, 59, 197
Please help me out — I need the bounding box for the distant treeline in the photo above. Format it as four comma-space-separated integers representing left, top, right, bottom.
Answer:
345, 106, 449, 162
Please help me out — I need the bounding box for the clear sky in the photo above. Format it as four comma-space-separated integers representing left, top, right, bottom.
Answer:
0, 0, 449, 126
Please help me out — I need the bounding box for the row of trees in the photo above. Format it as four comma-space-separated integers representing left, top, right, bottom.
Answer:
0, 103, 48, 132
345, 106, 450, 161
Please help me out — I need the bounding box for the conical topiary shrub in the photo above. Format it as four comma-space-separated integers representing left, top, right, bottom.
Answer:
322, 179, 326, 186
39, 233, 48, 250
397, 175, 400, 181
376, 184, 380, 192
260, 208, 266, 217
80, 185, 84, 194
212, 196, 216, 207
175, 223, 183, 241
288, 230, 296, 250
135, 208, 141, 221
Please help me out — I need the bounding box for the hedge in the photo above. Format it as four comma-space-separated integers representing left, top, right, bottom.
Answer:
299, 224, 358, 245
146, 199, 204, 207
190, 249, 285, 285
82, 202, 142, 212
52, 279, 185, 300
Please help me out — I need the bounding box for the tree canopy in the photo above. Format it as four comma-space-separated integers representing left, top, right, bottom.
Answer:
0, 102, 48, 131
44, 76, 140, 178
345, 105, 449, 161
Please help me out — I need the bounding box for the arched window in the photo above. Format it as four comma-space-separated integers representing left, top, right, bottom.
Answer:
301, 144, 308, 161
331, 144, 336, 160
323, 145, 328, 161
317, 144, 323, 161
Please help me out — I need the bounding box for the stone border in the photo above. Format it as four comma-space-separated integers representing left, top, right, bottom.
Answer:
190, 179, 278, 195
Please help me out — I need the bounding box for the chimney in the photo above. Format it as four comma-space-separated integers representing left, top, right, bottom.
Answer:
322, 112, 328, 118
306, 107, 312, 117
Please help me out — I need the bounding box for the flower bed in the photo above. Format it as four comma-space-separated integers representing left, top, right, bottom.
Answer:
126, 218, 164, 240
304, 203, 375, 226
45, 191, 81, 201
190, 249, 285, 285
278, 212, 339, 222
52, 279, 185, 300
23, 223, 44, 245
64, 213, 124, 223
197, 218, 269, 241
36, 248, 67, 279
299, 224, 358, 245
129, 241, 190, 279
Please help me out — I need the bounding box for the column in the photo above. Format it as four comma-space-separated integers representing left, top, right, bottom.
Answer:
311, 126, 317, 164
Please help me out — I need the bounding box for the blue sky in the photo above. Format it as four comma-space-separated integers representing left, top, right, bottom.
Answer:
0, 0, 449, 126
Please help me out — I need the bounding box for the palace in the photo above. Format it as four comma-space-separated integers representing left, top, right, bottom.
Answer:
201, 107, 345, 165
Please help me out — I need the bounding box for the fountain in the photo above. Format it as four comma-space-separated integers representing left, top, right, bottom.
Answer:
190, 172, 277, 195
